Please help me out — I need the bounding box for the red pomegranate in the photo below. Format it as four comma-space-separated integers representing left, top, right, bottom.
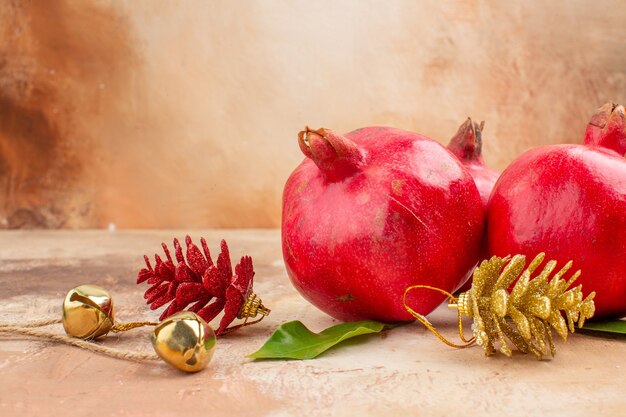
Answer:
487, 102, 626, 319
282, 126, 484, 322
448, 118, 500, 292
448, 118, 500, 209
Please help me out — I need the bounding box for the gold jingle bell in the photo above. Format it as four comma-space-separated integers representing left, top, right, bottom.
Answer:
151, 311, 216, 373
62, 284, 114, 339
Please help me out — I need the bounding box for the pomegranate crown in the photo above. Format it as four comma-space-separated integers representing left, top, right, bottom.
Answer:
584, 102, 626, 156
447, 117, 486, 162
298, 126, 365, 182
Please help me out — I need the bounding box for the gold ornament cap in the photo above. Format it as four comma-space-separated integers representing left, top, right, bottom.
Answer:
238, 291, 271, 320
62, 284, 115, 340
151, 311, 216, 373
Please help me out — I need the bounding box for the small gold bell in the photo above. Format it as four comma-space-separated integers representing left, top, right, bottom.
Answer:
151, 311, 216, 373
62, 285, 115, 339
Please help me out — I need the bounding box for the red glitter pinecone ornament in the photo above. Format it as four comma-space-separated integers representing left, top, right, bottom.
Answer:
137, 236, 270, 335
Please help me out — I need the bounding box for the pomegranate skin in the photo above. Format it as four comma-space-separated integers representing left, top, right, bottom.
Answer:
487, 144, 626, 319
282, 126, 484, 322
463, 164, 500, 208
448, 118, 500, 292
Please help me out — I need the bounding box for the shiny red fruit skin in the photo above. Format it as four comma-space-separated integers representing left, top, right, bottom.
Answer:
282, 126, 484, 322
463, 163, 500, 210
488, 144, 626, 319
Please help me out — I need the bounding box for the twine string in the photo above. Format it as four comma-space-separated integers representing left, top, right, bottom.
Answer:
0, 317, 62, 328
403, 285, 475, 349
0, 318, 159, 362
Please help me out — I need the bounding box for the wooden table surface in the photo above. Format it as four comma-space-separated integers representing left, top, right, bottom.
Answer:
1, 230, 625, 417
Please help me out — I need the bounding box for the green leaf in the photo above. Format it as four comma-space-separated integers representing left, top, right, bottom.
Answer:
247, 320, 387, 360
582, 320, 626, 334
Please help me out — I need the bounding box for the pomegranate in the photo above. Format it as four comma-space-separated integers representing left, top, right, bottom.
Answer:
447, 118, 500, 209
282, 126, 484, 322
487, 102, 626, 319
447, 118, 500, 292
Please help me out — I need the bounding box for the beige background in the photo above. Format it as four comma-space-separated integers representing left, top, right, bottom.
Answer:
1, 0, 625, 229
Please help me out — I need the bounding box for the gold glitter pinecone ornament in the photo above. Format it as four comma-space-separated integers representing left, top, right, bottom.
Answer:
452, 253, 596, 359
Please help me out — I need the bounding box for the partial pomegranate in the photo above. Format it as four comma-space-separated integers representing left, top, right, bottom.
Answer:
488, 102, 626, 319
448, 118, 500, 292
282, 126, 484, 322
448, 118, 500, 208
